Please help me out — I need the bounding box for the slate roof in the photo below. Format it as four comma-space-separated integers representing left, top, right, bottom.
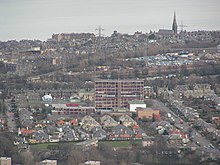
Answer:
112, 125, 134, 136
93, 129, 107, 140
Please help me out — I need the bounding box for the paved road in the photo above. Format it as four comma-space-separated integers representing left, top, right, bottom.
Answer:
6, 112, 16, 132
151, 99, 220, 158
5, 99, 17, 132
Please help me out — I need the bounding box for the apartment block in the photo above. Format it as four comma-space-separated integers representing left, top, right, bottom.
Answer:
95, 79, 144, 111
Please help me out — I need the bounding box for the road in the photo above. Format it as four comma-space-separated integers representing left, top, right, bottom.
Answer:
5, 99, 17, 132
151, 99, 220, 158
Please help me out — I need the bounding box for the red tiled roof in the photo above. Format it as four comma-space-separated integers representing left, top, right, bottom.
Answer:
120, 134, 132, 138
133, 125, 140, 129
169, 129, 188, 139
57, 120, 65, 125
70, 119, 78, 125
135, 134, 142, 138
21, 128, 34, 135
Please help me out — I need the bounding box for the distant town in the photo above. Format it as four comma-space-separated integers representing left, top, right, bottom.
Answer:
0, 13, 220, 165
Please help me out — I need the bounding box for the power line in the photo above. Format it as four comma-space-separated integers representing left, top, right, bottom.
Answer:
95, 26, 104, 56
178, 20, 187, 32
95, 25, 104, 38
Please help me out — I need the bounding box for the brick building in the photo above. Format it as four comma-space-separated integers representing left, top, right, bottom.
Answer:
137, 108, 160, 120
95, 79, 144, 111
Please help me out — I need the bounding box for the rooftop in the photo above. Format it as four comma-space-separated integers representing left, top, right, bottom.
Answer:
95, 79, 144, 82
128, 100, 145, 104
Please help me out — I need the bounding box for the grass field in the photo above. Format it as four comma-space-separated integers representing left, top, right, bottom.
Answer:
99, 141, 132, 148
30, 140, 138, 151
99, 141, 141, 148
30, 141, 78, 151
30, 143, 57, 151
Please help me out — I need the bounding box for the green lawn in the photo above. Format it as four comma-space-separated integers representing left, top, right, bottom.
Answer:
30, 141, 78, 151
99, 141, 131, 148
31, 140, 135, 151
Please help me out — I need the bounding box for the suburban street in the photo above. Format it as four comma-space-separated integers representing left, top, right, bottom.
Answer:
5, 99, 17, 132
151, 99, 220, 158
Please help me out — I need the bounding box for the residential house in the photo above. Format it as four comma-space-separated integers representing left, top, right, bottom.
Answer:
62, 126, 78, 141
30, 131, 49, 143
0, 118, 6, 131
56, 120, 65, 126
75, 139, 98, 151
78, 89, 95, 102
44, 125, 56, 135
142, 136, 155, 147
100, 115, 118, 127
69, 119, 78, 126
49, 135, 60, 143
37, 159, 57, 165
173, 84, 215, 99
19, 109, 34, 128
212, 116, 220, 127
81, 115, 101, 131
132, 125, 147, 139
168, 129, 189, 144
152, 121, 173, 135
109, 125, 134, 140
79, 161, 100, 165
204, 94, 220, 109
118, 114, 137, 127
34, 121, 49, 128
184, 83, 215, 98
92, 127, 107, 140
19, 128, 35, 137
144, 86, 155, 98
14, 137, 27, 145
77, 129, 90, 140
173, 85, 189, 99
194, 119, 212, 132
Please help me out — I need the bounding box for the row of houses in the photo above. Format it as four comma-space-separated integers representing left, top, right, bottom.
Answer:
15, 114, 148, 144
151, 120, 189, 145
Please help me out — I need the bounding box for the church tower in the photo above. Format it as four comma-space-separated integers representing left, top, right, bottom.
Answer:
172, 11, 178, 34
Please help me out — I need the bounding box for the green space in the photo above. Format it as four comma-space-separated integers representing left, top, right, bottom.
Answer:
31, 140, 140, 151
99, 140, 133, 148
30, 141, 78, 151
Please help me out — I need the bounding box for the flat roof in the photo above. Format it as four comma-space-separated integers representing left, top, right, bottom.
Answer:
95, 79, 144, 82
128, 100, 145, 104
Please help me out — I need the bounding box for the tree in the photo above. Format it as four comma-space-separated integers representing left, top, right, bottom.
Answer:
67, 149, 84, 165
148, 34, 156, 40
110, 71, 119, 79
0, 100, 6, 114
0, 133, 17, 156
20, 151, 34, 165
120, 160, 127, 165
180, 65, 190, 77
142, 68, 149, 77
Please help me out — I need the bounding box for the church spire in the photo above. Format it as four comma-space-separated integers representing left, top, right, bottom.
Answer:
172, 11, 177, 34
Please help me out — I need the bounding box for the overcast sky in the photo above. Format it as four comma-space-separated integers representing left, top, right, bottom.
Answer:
1, 0, 220, 41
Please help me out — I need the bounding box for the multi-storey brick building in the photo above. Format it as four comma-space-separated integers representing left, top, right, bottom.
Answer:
95, 79, 144, 111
